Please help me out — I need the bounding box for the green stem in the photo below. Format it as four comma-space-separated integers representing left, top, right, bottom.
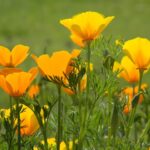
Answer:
57, 85, 62, 150
42, 125, 48, 150
78, 42, 91, 149
33, 107, 48, 150
137, 119, 150, 145
126, 69, 144, 139
86, 41, 91, 106
8, 96, 14, 150
16, 99, 21, 150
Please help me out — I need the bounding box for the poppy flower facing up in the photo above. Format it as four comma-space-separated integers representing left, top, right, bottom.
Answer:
113, 56, 140, 83
123, 84, 147, 114
32, 49, 81, 84
0, 45, 29, 67
0, 68, 38, 97
60, 11, 114, 47
123, 37, 150, 70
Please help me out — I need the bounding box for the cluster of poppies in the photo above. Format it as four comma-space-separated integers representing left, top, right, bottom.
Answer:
0, 11, 149, 150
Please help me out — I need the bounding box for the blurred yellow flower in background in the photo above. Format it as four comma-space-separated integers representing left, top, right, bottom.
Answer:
113, 56, 140, 83
123, 37, 150, 70
33, 137, 78, 150
60, 11, 114, 47
0, 45, 29, 67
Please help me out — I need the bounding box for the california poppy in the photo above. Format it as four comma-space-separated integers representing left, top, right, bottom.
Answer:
0, 67, 38, 97
0, 105, 39, 136
60, 11, 114, 47
123, 37, 150, 70
32, 49, 81, 83
113, 56, 140, 83
0, 45, 29, 67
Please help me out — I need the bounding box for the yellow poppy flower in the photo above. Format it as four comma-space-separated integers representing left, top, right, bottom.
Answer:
0, 45, 29, 67
32, 49, 81, 82
123, 37, 150, 69
28, 84, 40, 99
123, 84, 147, 114
113, 56, 140, 83
60, 11, 114, 47
0, 105, 39, 136
19, 105, 39, 136
0, 68, 38, 97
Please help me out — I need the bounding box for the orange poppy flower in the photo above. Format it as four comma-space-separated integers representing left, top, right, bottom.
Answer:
0, 67, 38, 97
28, 84, 40, 99
123, 84, 147, 114
123, 37, 150, 70
0, 45, 29, 67
113, 56, 140, 83
60, 11, 114, 47
32, 49, 81, 82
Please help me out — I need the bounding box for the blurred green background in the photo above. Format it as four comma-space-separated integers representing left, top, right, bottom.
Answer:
0, 0, 150, 106
0, 0, 150, 54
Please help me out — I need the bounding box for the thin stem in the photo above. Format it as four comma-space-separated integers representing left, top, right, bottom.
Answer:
86, 41, 91, 105
126, 69, 144, 139
42, 125, 48, 150
8, 96, 14, 150
16, 99, 21, 150
78, 41, 91, 149
57, 85, 62, 150
33, 107, 48, 150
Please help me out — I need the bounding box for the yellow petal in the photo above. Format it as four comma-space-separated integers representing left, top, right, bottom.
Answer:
123, 37, 150, 69
71, 49, 81, 58
60, 11, 114, 47
20, 105, 39, 135
120, 56, 139, 83
70, 34, 85, 47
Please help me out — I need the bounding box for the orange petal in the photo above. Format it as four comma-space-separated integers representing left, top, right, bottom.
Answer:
0, 46, 11, 66
0, 75, 12, 95
5, 72, 32, 97
11, 44, 29, 67
28, 67, 38, 83
0, 68, 22, 76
